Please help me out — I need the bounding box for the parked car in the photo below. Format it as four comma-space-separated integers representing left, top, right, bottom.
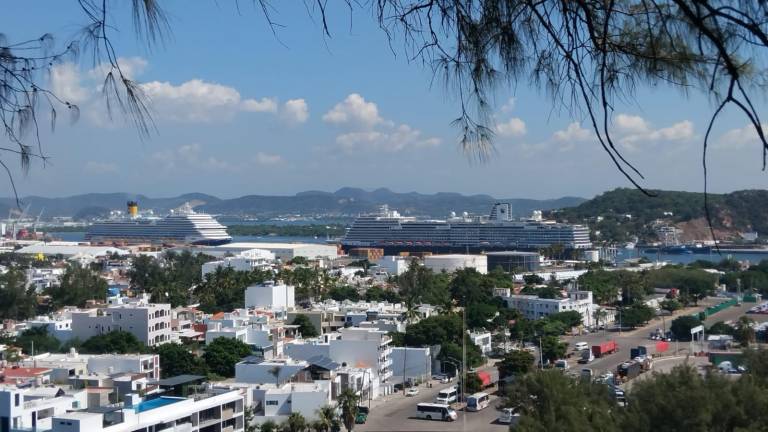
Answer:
498, 407, 520, 425
406, 388, 420, 397
432, 373, 451, 383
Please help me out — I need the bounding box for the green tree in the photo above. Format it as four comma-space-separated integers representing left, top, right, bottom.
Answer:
734, 316, 756, 347
312, 406, 338, 432
465, 372, 483, 394
660, 299, 682, 313
498, 350, 535, 379
195, 267, 272, 313
0, 268, 36, 320
707, 321, 734, 336
505, 370, 618, 431
155, 343, 207, 378
325, 285, 360, 302
548, 311, 583, 328
449, 268, 492, 307
15, 327, 60, 355
670, 315, 702, 342
336, 389, 359, 432
203, 337, 252, 378
363, 286, 402, 303
620, 303, 655, 328
540, 336, 566, 363
280, 412, 307, 432
257, 420, 279, 432
47, 265, 108, 309
291, 314, 319, 338
80, 331, 147, 354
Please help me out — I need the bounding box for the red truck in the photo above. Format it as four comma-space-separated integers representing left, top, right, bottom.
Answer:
592, 341, 618, 358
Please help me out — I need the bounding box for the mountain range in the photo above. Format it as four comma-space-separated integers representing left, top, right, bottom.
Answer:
0, 188, 587, 220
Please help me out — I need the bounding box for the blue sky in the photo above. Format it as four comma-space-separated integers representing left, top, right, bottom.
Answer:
1, 2, 766, 199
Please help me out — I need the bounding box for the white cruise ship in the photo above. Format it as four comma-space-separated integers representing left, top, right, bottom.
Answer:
85, 202, 232, 245
342, 203, 591, 253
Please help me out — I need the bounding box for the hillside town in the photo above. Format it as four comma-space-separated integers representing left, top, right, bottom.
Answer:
0, 202, 764, 432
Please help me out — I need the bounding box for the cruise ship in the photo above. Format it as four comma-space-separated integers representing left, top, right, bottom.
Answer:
85, 202, 232, 245
342, 203, 591, 253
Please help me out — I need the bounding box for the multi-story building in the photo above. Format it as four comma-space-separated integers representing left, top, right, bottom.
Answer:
469, 331, 492, 355
71, 296, 171, 347
23, 352, 160, 383
502, 290, 596, 327
285, 327, 393, 384
250, 381, 331, 424
245, 282, 295, 310
0, 386, 87, 432
201, 249, 275, 277
423, 254, 488, 274
26, 316, 74, 342
50, 389, 244, 432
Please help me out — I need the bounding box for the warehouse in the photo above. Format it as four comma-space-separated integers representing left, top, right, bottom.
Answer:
485, 251, 541, 273
423, 254, 487, 274
204, 242, 338, 261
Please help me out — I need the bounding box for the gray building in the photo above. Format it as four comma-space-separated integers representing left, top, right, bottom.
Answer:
486, 251, 541, 273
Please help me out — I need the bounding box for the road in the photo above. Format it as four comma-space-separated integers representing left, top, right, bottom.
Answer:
358, 378, 508, 432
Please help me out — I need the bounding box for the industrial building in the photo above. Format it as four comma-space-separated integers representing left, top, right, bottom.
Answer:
203, 242, 338, 262
485, 251, 541, 273
16, 242, 129, 258
423, 254, 488, 274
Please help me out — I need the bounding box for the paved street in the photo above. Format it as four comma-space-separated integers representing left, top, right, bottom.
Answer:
358, 379, 508, 432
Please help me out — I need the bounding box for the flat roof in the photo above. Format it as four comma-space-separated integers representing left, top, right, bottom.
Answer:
152, 374, 206, 387
216, 242, 335, 250
485, 251, 540, 256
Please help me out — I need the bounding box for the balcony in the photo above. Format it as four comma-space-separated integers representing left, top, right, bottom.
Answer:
222, 408, 234, 421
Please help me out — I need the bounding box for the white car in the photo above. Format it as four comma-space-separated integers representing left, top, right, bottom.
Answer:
498, 408, 520, 425
405, 388, 420, 397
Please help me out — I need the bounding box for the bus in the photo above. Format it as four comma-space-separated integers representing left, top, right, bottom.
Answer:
465, 392, 490, 412
435, 386, 458, 404
415, 403, 458, 421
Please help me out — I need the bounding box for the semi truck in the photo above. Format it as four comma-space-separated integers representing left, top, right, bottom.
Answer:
630, 341, 670, 359
592, 341, 618, 358
617, 361, 642, 381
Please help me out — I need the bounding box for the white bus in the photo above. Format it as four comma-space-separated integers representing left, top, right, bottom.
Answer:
465, 392, 490, 412
435, 386, 458, 404
415, 403, 458, 421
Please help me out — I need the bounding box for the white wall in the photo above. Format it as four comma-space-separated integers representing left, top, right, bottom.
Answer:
245, 283, 295, 309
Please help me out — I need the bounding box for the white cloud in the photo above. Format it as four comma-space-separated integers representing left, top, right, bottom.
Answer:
553, 122, 592, 142
88, 56, 148, 81
500, 97, 516, 113
613, 114, 695, 150
50, 63, 89, 104
336, 124, 440, 152
716, 123, 768, 149
254, 152, 284, 165
281, 99, 309, 124
323, 93, 385, 128
496, 117, 527, 137
84, 161, 118, 174
141, 79, 277, 122
241, 97, 278, 113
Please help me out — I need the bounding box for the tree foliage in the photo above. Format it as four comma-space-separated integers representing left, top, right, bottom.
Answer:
155, 343, 207, 378
195, 267, 272, 313
203, 337, 252, 378
498, 350, 535, 379
0, 268, 36, 320
670, 315, 702, 342
80, 331, 148, 354
291, 314, 319, 338
47, 265, 107, 309
15, 327, 60, 355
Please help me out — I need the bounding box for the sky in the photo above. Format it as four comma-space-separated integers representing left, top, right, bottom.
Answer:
1, 1, 767, 200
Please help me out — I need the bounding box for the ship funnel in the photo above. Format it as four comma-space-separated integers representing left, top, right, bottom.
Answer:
489, 203, 512, 221
127, 201, 139, 218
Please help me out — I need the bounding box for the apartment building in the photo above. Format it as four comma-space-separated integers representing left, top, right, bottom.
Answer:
201, 249, 275, 277
244, 282, 295, 310
0, 386, 87, 432
71, 297, 171, 347
51, 389, 244, 432
250, 381, 331, 424
502, 290, 596, 327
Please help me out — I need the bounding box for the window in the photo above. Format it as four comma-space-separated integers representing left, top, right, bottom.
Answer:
266, 401, 278, 406
14, 394, 19, 406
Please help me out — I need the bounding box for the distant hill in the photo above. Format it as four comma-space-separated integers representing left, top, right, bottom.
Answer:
550, 188, 768, 242
0, 188, 586, 220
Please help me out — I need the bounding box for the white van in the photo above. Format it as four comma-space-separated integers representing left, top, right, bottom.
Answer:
498, 407, 520, 425
435, 386, 458, 404
466, 392, 490, 412
574, 342, 589, 351
416, 403, 457, 421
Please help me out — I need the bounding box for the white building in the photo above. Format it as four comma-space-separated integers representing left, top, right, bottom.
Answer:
390, 347, 432, 383
0, 386, 87, 432
374, 256, 411, 276
235, 358, 310, 385
502, 290, 596, 327
15, 242, 128, 258
423, 254, 488, 274
51, 390, 244, 432
205, 242, 338, 262
201, 249, 275, 277
245, 282, 295, 310
469, 331, 492, 355
250, 381, 331, 424
285, 327, 393, 384
71, 297, 171, 347
26, 268, 64, 293
26, 316, 74, 342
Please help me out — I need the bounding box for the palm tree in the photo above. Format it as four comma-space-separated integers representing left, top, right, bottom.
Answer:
281, 412, 307, 432
593, 309, 608, 334
735, 316, 756, 347
336, 389, 359, 432
312, 406, 337, 432
257, 420, 279, 432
